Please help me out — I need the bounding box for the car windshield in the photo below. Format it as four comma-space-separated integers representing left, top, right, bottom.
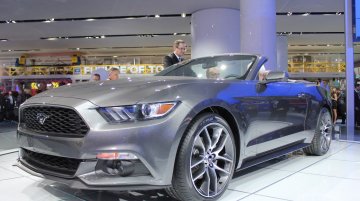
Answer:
156, 55, 257, 80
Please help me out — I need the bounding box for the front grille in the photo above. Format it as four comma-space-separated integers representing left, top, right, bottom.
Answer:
22, 106, 89, 137
21, 149, 83, 177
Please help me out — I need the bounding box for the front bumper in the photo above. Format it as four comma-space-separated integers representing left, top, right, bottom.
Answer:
17, 96, 190, 189
16, 158, 170, 191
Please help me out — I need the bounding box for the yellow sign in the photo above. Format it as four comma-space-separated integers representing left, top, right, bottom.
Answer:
52, 82, 59, 88
31, 82, 38, 90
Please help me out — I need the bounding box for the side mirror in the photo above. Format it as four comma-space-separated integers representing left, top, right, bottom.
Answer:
256, 71, 288, 93
265, 71, 289, 82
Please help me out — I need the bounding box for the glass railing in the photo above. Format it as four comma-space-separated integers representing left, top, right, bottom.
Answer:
288, 62, 346, 73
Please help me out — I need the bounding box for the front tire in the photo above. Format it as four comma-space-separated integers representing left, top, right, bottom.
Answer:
170, 113, 236, 201
303, 107, 332, 155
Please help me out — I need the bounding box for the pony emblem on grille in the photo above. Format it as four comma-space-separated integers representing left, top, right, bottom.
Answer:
36, 113, 50, 125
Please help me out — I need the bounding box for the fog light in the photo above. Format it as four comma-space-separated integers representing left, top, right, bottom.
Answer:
99, 160, 135, 176
96, 152, 138, 176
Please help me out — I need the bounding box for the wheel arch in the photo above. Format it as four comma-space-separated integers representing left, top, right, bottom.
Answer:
172, 105, 242, 176
198, 106, 241, 168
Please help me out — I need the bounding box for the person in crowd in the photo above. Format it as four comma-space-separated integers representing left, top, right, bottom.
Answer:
330, 87, 338, 124
337, 89, 346, 124
332, 78, 340, 88
163, 39, 187, 68
0, 91, 5, 121
206, 67, 221, 79
5, 91, 15, 120
320, 79, 330, 94
24, 88, 32, 99
108, 68, 120, 80
37, 82, 47, 94
17, 88, 26, 107
354, 84, 360, 127
92, 73, 101, 81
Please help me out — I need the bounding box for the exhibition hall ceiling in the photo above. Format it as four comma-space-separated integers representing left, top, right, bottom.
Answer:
0, 0, 346, 58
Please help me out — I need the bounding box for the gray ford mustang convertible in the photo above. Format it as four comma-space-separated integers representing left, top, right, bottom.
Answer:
17, 54, 332, 201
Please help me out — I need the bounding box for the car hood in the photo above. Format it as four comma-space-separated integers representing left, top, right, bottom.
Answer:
32, 76, 202, 106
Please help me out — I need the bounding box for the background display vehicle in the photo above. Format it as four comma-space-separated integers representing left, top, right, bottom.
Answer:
16, 54, 332, 201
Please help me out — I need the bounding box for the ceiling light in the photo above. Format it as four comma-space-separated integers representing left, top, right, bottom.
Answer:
100, 35, 106, 38
155, 14, 160, 18
11, 20, 16, 23
336, 12, 342, 15
113, 56, 118, 58
181, 13, 186, 18
173, 33, 177, 35
0, 39, 8, 42
5, 20, 10, 24
302, 12, 310, 16
8, 50, 12, 52
85, 18, 95, 21
287, 12, 292, 16
76, 48, 80, 50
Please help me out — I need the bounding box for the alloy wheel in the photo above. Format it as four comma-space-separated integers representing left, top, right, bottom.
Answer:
320, 110, 332, 152
190, 122, 235, 198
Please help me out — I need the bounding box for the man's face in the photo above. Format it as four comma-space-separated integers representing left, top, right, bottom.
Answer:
93, 75, 100, 81
174, 42, 187, 57
109, 71, 119, 80
206, 67, 220, 79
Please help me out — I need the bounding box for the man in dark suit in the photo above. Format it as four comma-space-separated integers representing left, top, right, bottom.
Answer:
163, 39, 187, 68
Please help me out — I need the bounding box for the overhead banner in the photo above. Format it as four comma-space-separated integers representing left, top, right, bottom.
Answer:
91, 65, 164, 74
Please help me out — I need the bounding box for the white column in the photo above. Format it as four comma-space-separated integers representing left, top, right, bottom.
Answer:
191, 8, 240, 59
277, 35, 288, 72
240, 0, 277, 71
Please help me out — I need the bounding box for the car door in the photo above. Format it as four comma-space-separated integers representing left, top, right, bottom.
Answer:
253, 81, 308, 154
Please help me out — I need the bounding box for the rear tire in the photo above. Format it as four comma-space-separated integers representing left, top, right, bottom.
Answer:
303, 107, 332, 155
170, 113, 236, 201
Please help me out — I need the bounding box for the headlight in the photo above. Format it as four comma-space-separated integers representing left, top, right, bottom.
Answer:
98, 101, 179, 123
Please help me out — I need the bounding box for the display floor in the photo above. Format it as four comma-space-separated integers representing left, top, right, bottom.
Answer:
0, 140, 358, 201
1, 120, 360, 201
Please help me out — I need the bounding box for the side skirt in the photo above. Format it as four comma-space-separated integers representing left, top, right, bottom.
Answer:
237, 140, 309, 171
